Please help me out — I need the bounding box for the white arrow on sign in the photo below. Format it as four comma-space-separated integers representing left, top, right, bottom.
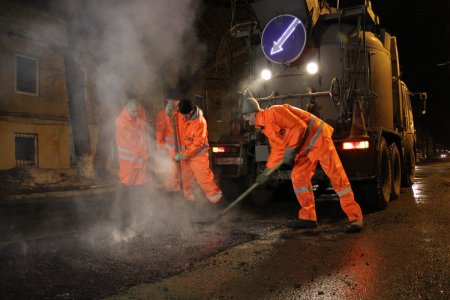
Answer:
270, 17, 301, 55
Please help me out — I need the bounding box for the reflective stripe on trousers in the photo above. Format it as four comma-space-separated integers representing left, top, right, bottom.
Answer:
302, 116, 325, 156
294, 186, 313, 195
336, 186, 352, 197
208, 192, 223, 203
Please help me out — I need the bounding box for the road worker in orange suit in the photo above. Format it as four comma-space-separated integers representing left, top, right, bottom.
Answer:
174, 98, 224, 206
155, 92, 181, 193
242, 98, 364, 232
115, 98, 149, 231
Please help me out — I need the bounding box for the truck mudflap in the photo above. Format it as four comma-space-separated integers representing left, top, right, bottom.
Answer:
335, 137, 377, 181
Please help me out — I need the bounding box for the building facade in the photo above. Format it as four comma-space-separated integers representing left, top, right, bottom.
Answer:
0, 2, 72, 170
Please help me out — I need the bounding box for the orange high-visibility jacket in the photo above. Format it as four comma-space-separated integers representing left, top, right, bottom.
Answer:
178, 107, 209, 159
155, 109, 182, 150
115, 106, 149, 185
255, 104, 333, 168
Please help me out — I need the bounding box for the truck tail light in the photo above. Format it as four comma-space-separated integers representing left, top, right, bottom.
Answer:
212, 146, 226, 153
342, 141, 369, 150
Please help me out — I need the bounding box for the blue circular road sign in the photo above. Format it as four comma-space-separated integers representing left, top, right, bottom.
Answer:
261, 14, 307, 64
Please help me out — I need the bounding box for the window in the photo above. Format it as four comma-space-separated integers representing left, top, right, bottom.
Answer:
15, 133, 38, 167
16, 55, 39, 95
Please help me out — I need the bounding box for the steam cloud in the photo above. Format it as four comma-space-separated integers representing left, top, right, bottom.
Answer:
84, 0, 204, 105
3, 0, 220, 248
59, 0, 214, 242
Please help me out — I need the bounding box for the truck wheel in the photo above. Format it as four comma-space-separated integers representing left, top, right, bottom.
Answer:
374, 137, 392, 209
354, 137, 391, 211
401, 149, 415, 187
389, 143, 401, 200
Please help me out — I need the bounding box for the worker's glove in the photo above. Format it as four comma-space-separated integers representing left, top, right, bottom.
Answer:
174, 152, 185, 162
282, 147, 297, 166
165, 103, 174, 116
256, 168, 271, 185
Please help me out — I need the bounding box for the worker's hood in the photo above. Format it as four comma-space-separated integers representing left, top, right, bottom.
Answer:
185, 105, 202, 120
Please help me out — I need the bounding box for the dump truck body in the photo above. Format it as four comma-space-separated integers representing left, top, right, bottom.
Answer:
211, 1, 421, 209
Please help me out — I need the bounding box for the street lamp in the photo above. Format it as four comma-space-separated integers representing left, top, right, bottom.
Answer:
409, 91, 428, 114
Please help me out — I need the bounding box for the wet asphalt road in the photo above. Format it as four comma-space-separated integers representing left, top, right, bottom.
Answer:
0, 160, 449, 299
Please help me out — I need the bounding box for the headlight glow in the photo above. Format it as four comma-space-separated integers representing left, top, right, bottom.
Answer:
261, 69, 272, 80
306, 62, 318, 74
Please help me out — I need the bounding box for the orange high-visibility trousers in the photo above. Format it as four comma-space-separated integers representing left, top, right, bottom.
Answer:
180, 152, 222, 203
155, 109, 182, 192
115, 106, 149, 186
162, 147, 180, 192
291, 135, 363, 221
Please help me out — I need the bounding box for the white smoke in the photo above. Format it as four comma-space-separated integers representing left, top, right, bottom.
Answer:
3, 0, 223, 247
61, 0, 217, 242
84, 0, 204, 105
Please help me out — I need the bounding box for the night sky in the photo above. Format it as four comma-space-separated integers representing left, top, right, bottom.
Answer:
15, 0, 450, 146
372, 1, 450, 146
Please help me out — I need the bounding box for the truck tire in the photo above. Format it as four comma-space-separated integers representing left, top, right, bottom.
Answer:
354, 137, 391, 211
389, 143, 401, 200
401, 149, 415, 187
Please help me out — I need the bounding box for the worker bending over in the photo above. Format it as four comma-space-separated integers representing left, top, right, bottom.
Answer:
242, 98, 363, 232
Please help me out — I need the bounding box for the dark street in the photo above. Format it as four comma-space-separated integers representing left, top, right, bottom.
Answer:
1, 1, 449, 299
0, 160, 449, 299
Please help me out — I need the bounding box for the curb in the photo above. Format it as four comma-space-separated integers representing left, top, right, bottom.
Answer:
0, 185, 117, 203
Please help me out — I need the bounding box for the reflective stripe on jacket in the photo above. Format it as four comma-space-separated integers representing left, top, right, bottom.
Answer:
256, 104, 333, 168
115, 106, 148, 185
155, 109, 182, 149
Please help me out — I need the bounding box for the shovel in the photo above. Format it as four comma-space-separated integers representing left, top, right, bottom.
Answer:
196, 160, 284, 225
169, 106, 184, 196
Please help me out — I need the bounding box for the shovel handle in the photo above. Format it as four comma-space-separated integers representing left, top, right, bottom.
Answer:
169, 108, 184, 195
216, 160, 284, 220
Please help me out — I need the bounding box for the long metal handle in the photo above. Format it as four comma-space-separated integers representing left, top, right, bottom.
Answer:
170, 109, 183, 194
216, 160, 284, 220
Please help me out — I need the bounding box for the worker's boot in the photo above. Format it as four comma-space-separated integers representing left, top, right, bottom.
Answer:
345, 219, 364, 233
287, 219, 318, 229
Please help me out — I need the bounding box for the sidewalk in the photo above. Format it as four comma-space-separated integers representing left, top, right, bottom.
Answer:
0, 181, 117, 203
0, 167, 118, 203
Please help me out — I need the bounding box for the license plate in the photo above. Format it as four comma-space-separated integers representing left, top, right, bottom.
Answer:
215, 157, 243, 165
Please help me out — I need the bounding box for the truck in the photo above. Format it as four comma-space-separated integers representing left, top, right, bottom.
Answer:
209, 0, 426, 210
